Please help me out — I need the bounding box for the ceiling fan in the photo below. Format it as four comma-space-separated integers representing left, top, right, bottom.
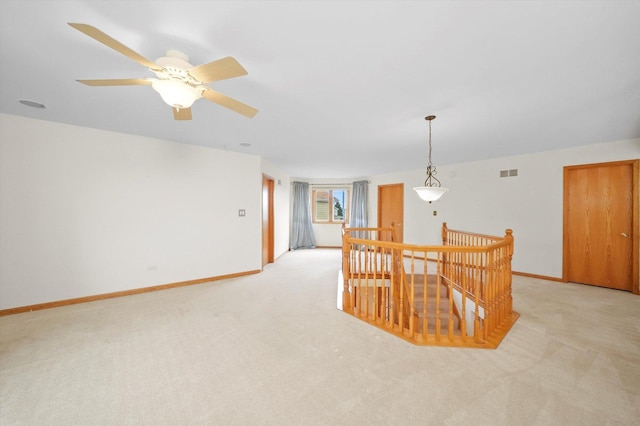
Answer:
68, 23, 258, 120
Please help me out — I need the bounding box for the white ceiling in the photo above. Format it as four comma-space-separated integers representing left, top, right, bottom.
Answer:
1, 1, 639, 178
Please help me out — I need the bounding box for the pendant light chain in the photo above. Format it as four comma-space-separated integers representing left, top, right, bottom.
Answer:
428, 118, 433, 168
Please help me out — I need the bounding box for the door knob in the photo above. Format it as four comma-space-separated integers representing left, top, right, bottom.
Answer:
621, 232, 629, 238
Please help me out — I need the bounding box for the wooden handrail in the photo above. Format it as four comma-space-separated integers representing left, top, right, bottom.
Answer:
341, 222, 519, 348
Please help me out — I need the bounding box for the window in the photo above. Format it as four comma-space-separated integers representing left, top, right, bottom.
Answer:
312, 188, 349, 224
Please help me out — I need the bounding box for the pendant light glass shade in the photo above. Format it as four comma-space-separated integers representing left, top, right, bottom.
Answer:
413, 186, 448, 202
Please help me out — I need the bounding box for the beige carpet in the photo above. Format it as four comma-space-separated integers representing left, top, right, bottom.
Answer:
1, 248, 638, 425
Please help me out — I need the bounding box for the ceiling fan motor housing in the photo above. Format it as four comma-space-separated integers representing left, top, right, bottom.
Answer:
154, 50, 199, 81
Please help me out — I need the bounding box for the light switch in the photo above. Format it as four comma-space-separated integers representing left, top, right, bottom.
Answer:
238, 209, 246, 217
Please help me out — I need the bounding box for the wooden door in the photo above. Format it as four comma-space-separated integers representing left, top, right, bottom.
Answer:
262, 176, 274, 267
378, 183, 404, 243
563, 160, 639, 292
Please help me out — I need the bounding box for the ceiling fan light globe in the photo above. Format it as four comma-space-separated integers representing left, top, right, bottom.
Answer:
151, 79, 201, 109
413, 186, 449, 202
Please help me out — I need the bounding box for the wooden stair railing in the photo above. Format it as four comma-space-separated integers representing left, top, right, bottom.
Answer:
340, 223, 519, 348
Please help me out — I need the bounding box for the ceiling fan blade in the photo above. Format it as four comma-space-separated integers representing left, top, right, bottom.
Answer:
77, 78, 152, 86
68, 23, 161, 71
173, 107, 192, 120
188, 57, 248, 83
202, 89, 258, 118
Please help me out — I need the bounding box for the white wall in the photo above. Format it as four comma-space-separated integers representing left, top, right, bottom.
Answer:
369, 139, 640, 279
0, 114, 263, 310
261, 159, 291, 259
313, 222, 344, 247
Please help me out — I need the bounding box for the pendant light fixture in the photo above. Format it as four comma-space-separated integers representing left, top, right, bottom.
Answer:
413, 115, 449, 203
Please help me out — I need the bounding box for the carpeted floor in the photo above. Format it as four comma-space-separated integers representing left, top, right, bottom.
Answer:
1, 248, 638, 425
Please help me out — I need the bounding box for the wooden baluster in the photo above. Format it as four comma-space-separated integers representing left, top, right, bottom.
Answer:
486, 248, 496, 340
408, 251, 415, 337
458, 250, 467, 341
422, 251, 429, 341
378, 246, 383, 323
376, 246, 389, 323
364, 245, 370, 319
395, 248, 404, 332
435, 261, 442, 342
496, 251, 502, 327
473, 250, 482, 343
391, 247, 398, 330
342, 229, 352, 312
371, 244, 376, 321
482, 249, 491, 341
378, 244, 384, 320
383, 246, 389, 327
498, 255, 504, 324
359, 245, 366, 318
499, 247, 506, 323
351, 239, 358, 315
402, 249, 410, 334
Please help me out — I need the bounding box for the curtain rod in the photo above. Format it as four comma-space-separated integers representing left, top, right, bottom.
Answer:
292, 181, 370, 186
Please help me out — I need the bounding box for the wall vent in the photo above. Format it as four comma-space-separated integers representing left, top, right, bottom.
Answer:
500, 169, 519, 178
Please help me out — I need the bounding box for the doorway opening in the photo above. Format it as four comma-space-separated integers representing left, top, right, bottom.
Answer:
262, 175, 274, 268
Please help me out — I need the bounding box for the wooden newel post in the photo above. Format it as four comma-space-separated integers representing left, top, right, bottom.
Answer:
441, 222, 449, 269
504, 229, 514, 258
441, 222, 448, 245
504, 229, 514, 316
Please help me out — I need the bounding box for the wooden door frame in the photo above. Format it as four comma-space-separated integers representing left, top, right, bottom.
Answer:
562, 159, 639, 294
262, 175, 275, 266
